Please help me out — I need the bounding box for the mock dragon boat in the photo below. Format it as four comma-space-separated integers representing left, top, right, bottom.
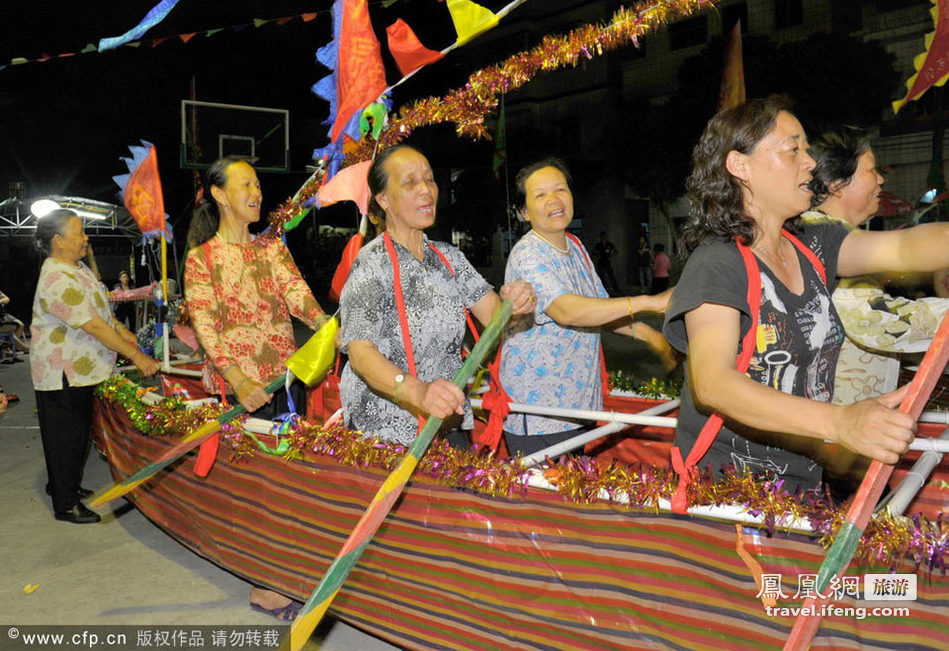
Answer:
84, 1, 949, 647
91, 370, 949, 650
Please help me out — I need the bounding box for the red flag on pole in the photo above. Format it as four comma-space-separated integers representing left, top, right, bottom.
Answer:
386, 18, 444, 76
329, 233, 364, 303
894, 0, 949, 114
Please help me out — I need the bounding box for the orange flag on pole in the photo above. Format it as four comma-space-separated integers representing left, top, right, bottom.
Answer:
314, 0, 388, 144
718, 20, 745, 110
113, 141, 167, 237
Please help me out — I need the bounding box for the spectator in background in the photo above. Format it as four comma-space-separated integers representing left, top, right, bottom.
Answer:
112, 270, 137, 332
0, 288, 30, 354
651, 243, 671, 294
636, 235, 652, 291
593, 231, 620, 295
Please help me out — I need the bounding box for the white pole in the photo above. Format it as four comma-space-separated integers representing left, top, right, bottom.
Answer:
517, 400, 681, 468
880, 427, 949, 515
469, 398, 679, 429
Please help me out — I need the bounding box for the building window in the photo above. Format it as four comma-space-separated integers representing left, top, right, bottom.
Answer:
774, 0, 804, 29
669, 15, 708, 51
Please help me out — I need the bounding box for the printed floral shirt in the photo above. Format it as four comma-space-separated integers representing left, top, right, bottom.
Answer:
339, 235, 491, 445
31, 258, 118, 390
184, 234, 322, 385
500, 232, 608, 436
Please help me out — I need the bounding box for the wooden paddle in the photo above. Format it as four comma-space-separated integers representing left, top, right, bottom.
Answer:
90, 314, 339, 507
287, 301, 513, 651
89, 374, 285, 507
783, 312, 949, 650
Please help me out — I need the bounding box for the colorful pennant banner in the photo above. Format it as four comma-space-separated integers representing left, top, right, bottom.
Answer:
1, 12, 321, 71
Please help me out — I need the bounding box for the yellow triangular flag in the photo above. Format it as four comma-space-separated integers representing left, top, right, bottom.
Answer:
286, 316, 339, 387
446, 0, 499, 47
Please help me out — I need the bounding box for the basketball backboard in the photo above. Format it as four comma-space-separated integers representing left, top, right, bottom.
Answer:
180, 99, 290, 173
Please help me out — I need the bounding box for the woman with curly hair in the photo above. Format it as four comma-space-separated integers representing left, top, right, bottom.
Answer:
663, 96, 949, 497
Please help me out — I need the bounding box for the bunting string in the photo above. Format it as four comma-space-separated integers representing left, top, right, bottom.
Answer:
2, 11, 322, 71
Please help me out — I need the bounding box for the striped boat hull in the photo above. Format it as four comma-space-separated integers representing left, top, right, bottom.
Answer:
92, 397, 949, 650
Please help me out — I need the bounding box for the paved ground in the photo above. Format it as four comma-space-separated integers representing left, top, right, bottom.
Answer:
0, 355, 397, 650
0, 301, 673, 649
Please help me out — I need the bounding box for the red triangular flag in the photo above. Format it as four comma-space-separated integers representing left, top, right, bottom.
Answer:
329, 233, 365, 302
386, 18, 444, 77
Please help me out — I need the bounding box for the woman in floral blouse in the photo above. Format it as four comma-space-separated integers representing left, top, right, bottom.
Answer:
184, 156, 325, 418
31, 210, 158, 524
184, 157, 324, 620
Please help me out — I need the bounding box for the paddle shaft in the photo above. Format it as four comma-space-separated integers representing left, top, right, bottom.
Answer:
783, 312, 949, 650
89, 375, 284, 506
289, 301, 513, 651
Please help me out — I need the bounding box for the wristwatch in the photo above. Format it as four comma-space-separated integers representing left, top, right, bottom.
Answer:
393, 373, 406, 404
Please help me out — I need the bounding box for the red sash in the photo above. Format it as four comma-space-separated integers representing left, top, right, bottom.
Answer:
669, 230, 826, 513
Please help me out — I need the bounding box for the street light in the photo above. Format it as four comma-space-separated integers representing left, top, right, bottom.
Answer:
30, 196, 111, 220
30, 199, 60, 218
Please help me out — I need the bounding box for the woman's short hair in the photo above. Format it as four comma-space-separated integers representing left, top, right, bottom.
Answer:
514, 157, 572, 212
807, 126, 871, 208
680, 95, 794, 253
34, 209, 78, 257
186, 155, 250, 248
366, 144, 422, 228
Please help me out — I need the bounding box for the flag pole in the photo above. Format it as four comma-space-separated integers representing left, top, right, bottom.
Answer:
161, 234, 170, 371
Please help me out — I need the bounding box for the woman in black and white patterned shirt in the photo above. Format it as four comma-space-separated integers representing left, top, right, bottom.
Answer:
338, 145, 535, 446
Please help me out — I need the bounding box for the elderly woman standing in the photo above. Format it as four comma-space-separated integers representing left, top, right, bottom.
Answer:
664, 96, 949, 496
339, 145, 534, 447
184, 156, 326, 418
499, 158, 672, 456
31, 209, 158, 524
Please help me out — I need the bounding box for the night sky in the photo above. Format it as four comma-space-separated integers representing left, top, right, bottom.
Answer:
1, 1, 337, 225
0, 1, 498, 223
0, 0, 519, 309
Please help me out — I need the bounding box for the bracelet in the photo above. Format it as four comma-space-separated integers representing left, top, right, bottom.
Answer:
627, 296, 635, 322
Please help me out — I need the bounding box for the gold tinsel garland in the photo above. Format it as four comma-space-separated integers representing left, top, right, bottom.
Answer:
267, 0, 718, 237
96, 375, 948, 575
